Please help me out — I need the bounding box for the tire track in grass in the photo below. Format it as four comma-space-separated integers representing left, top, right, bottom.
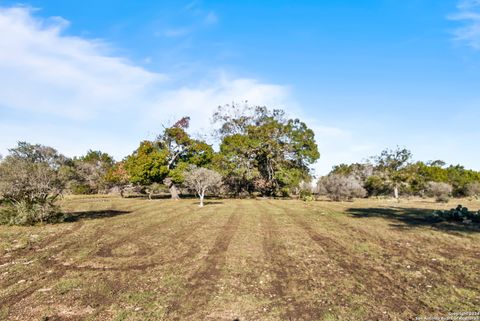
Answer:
320, 202, 480, 276
165, 204, 240, 320
303, 202, 480, 311
90, 202, 217, 269
51, 200, 186, 260
0, 200, 154, 265
267, 200, 420, 318
50, 203, 220, 320
318, 204, 450, 273
93, 201, 194, 258
0, 201, 184, 289
258, 201, 325, 321
0, 266, 68, 309
0, 200, 159, 286
0, 201, 212, 312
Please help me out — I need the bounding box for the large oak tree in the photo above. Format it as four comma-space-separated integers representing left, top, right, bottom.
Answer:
213, 103, 320, 196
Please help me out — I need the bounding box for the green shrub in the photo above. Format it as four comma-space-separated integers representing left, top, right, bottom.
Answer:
0, 200, 61, 226
299, 189, 312, 199
364, 175, 392, 196
299, 189, 315, 201
302, 195, 315, 202
69, 182, 92, 195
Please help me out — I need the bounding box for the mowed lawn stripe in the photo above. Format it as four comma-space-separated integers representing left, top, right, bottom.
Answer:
266, 199, 480, 319
256, 200, 329, 321
317, 201, 480, 281
0, 199, 209, 313
195, 199, 295, 321
164, 201, 240, 320
306, 201, 480, 308
0, 197, 175, 265
277, 200, 418, 319
258, 200, 380, 320
1, 198, 479, 320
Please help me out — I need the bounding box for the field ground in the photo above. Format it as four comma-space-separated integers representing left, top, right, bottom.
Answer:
0, 196, 479, 321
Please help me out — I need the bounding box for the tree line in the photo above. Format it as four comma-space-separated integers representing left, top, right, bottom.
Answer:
1, 103, 479, 225
318, 147, 480, 202
0, 104, 320, 224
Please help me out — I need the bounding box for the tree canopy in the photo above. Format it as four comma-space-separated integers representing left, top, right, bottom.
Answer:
325, 148, 480, 199
124, 117, 214, 199
0, 142, 67, 224
214, 104, 319, 196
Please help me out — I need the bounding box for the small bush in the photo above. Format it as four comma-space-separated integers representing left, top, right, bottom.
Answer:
145, 182, 164, 200
364, 175, 392, 196
302, 195, 315, 202
465, 182, 480, 198
0, 200, 61, 226
299, 189, 314, 201
317, 175, 367, 201
425, 182, 452, 203
69, 182, 92, 195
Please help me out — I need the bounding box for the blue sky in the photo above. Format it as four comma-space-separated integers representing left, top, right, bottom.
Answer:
0, 0, 479, 175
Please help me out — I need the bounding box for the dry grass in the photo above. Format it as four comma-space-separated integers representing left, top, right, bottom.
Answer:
0, 196, 479, 320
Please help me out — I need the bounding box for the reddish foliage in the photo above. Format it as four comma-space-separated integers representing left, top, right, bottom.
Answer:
173, 117, 190, 129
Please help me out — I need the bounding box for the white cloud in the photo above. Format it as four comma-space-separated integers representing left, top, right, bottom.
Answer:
0, 6, 168, 120
449, 0, 480, 49
149, 76, 292, 131
0, 6, 358, 175
0, 6, 301, 157
308, 123, 378, 176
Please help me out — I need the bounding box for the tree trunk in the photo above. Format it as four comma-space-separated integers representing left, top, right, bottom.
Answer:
169, 184, 180, 200
148, 190, 153, 200
393, 185, 399, 200
164, 177, 181, 200
199, 193, 204, 207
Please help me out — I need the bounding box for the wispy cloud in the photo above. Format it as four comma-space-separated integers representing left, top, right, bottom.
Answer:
0, 5, 358, 174
0, 6, 299, 160
449, 0, 480, 49
0, 6, 166, 120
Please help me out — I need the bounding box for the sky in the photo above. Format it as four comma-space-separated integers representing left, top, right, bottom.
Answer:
0, 0, 479, 176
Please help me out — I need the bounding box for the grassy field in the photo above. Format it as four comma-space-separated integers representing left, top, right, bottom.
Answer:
0, 196, 479, 321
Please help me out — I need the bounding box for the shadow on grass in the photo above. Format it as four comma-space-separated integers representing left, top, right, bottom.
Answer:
190, 201, 224, 206
346, 207, 480, 234
62, 210, 132, 222
123, 194, 198, 200
202, 201, 224, 205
